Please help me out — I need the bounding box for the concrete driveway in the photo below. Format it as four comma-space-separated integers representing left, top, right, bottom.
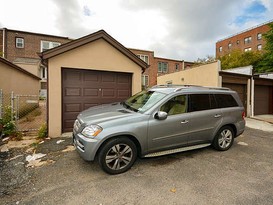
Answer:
2, 126, 273, 205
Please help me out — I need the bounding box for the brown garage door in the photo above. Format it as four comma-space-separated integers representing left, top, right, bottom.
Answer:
222, 83, 247, 112
62, 68, 132, 132
254, 85, 269, 115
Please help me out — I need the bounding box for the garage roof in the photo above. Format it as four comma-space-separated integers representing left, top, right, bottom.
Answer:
39, 30, 148, 72
0, 57, 41, 80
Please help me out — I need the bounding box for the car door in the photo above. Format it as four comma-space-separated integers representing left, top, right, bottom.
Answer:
147, 95, 191, 152
187, 94, 223, 144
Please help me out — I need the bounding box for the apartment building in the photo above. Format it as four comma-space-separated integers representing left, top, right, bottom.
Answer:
0, 28, 194, 93
0, 28, 72, 96
129, 48, 194, 87
216, 20, 272, 58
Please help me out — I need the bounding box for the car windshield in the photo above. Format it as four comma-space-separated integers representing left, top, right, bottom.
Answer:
123, 90, 166, 113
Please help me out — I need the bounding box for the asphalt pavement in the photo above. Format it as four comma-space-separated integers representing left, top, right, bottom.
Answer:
1, 125, 273, 205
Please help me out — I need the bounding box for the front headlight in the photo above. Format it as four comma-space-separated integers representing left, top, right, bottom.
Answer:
81, 125, 103, 138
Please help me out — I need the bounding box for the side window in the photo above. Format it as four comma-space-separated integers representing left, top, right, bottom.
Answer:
214, 94, 238, 108
189, 94, 211, 112
160, 95, 187, 115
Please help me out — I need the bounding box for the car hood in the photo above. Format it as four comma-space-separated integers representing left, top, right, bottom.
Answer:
77, 102, 135, 125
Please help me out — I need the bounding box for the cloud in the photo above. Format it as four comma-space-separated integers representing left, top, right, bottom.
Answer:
1, 0, 272, 61
121, 0, 242, 60
50, 0, 92, 38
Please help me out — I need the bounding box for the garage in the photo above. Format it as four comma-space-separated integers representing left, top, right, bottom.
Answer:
62, 68, 132, 132
40, 30, 148, 137
222, 83, 247, 111
254, 85, 271, 115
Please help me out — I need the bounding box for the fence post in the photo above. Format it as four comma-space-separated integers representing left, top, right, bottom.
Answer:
11, 91, 14, 121
0, 89, 2, 119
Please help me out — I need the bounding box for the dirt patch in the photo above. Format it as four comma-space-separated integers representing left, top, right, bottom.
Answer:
0, 136, 73, 202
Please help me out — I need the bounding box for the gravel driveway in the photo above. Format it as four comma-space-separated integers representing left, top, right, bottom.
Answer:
1, 127, 273, 205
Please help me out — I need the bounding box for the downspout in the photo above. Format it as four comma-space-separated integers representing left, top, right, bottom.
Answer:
251, 67, 254, 117
2, 28, 6, 58
251, 75, 254, 117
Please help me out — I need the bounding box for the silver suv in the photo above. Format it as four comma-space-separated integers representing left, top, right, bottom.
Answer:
73, 85, 245, 174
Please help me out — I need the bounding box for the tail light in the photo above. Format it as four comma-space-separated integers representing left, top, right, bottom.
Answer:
242, 111, 245, 120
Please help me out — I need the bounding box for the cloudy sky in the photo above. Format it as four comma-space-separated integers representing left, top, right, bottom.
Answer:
0, 0, 273, 61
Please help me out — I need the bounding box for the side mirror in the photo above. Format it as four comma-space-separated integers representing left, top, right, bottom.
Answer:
155, 111, 168, 120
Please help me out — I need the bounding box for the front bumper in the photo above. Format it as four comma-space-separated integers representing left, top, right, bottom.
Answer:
73, 132, 100, 161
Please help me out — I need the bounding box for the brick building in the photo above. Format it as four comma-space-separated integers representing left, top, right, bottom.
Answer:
0, 28, 194, 92
0, 28, 72, 96
216, 20, 272, 58
129, 48, 194, 87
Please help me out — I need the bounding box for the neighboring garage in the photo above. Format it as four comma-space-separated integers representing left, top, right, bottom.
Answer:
40, 30, 148, 136
254, 77, 273, 115
220, 71, 250, 115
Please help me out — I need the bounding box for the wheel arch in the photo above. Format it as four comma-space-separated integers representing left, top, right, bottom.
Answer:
95, 134, 142, 160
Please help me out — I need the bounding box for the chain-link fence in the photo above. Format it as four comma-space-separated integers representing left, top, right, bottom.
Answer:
0, 90, 46, 134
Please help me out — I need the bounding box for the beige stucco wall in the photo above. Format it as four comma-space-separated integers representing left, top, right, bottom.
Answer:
0, 61, 40, 95
157, 61, 221, 87
47, 38, 143, 137
14, 63, 39, 77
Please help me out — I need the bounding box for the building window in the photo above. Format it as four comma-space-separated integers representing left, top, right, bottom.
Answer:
244, 37, 252, 44
175, 64, 179, 72
257, 33, 262, 40
228, 43, 232, 49
257, 44, 262, 51
219, 46, 222, 52
41, 41, 61, 52
40, 66, 47, 79
244, 47, 252, 52
141, 75, 149, 87
16, 38, 24, 48
137, 54, 149, 64
236, 40, 240, 45
158, 62, 168, 73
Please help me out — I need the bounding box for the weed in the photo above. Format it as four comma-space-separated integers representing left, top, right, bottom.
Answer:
38, 123, 47, 139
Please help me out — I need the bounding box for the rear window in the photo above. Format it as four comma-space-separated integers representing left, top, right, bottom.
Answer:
214, 94, 238, 108
189, 94, 213, 112
188, 93, 238, 112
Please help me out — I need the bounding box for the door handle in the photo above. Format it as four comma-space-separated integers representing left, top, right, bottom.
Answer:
181, 120, 189, 124
214, 114, 221, 118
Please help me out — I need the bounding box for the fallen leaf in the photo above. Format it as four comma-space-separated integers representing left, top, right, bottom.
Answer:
170, 188, 176, 193
62, 145, 75, 152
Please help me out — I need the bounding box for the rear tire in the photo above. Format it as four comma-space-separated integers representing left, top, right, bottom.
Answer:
213, 126, 234, 151
98, 137, 137, 175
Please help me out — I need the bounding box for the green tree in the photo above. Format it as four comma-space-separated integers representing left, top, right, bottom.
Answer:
255, 23, 273, 73
219, 50, 262, 70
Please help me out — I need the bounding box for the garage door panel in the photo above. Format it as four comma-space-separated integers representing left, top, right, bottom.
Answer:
83, 72, 100, 82
117, 75, 130, 84
117, 90, 130, 98
102, 73, 115, 82
255, 86, 269, 115
62, 68, 132, 132
83, 88, 100, 97
64, 70, 82, 81
65, 88, 81, 96
101, 89, 116, 98
64, 103, 82, 112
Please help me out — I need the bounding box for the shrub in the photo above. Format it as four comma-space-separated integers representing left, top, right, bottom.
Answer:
0, 106, 18, 138
38, 123, 47, 139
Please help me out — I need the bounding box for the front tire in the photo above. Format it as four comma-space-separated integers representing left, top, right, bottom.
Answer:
213, 126, 234, 151
98, 137, 137, 175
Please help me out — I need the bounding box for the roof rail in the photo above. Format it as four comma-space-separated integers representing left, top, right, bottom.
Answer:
151, 84, 231, 92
